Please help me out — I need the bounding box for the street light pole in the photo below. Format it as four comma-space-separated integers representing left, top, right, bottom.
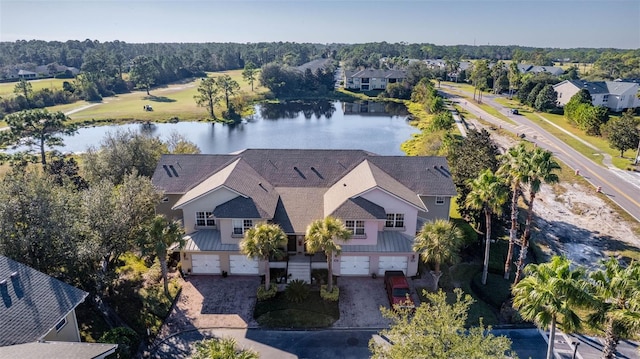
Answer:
572, 341, 580, 359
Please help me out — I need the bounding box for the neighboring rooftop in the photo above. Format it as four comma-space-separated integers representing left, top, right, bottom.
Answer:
0, 255, 88, 346
0, 341, 117, 359
345, 68, 407, 79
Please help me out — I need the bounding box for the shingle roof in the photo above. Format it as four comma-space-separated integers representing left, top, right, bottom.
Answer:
341, 231, 414, 253
183, 230, 240, 252
295, 58, 332, 73
173, 158, 279, 218
0, 256, 88, 346
153, 150, 457, 232
368, 156, 457, 196
331, 197, 387, 219
152, 154, 237, 194
346, 69, 406, 79
0, 341, 117, 359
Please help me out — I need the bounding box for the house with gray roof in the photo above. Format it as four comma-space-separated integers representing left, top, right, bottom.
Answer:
0, 255, 88, 347
152, 149, 456, 281
553, 80, 640, 112
344, 69, 406, 91
0, 341, 117, 359
517, 64, 564, 76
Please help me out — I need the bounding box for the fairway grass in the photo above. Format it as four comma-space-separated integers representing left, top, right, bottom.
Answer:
6, 69, 267, 124
0, 77, 71, 98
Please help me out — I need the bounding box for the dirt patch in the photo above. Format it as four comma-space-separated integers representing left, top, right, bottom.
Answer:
468, 118, 640, 268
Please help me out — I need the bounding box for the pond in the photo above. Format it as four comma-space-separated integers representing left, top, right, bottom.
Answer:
21, 100, 419, 156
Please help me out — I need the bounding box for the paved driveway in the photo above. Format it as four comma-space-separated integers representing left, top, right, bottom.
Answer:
158, 275, 260, 339
332, 277, 392, 328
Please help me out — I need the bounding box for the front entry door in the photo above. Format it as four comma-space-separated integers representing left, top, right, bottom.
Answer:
287, 235, 297, 253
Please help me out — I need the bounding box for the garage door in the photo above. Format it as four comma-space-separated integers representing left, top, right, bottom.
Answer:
191, 254, 221, 274
378, 256, 408, 275
229, 255, 259, 275
340, 256, 370, 275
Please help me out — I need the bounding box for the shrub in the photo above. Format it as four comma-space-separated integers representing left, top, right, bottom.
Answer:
98, 327, 139, 359
257, 284, 277, 301
320, 285, 339, 301
285, 279, 309, 303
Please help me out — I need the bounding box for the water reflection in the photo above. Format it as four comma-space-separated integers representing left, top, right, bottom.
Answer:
342, 101, 409, 117
259, 100, 336, 120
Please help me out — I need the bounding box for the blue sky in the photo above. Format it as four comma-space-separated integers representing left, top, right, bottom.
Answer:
1, 0, 639, 48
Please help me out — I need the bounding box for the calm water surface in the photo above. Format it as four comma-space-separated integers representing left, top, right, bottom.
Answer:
56, 101, 418, 155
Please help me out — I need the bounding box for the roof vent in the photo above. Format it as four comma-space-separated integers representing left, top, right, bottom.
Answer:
163, 165, 173, 178
169, 165, 179, 177
293, 166, 306, 179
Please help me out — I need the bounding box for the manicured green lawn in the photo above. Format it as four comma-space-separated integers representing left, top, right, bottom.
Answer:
0, 77, 71, 97
14, 69, 266, 124
254, 291, 339, 328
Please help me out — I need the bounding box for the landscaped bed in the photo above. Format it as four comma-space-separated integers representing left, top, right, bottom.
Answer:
254, 291, 339, 328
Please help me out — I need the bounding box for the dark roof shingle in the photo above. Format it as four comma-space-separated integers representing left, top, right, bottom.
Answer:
0, 256, 88, 346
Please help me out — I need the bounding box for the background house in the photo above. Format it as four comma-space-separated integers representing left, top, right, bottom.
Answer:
553, 80, 640, 112
344, 69, 406, 91
0, 255, 88, 346
152, 149, 456, 281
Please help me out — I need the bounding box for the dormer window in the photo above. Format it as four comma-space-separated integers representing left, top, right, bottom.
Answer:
196, 212, 215, 227
345, 220, 365, 236
385, 213, 404, 228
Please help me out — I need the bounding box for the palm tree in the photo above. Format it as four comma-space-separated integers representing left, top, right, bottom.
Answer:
413, 219, 464, 291
305, 217, 352, 293
514, 148, 561, 284
191, 337, 258, 359
587, 257, 640, 359
512, 256, 589, 359
145, 215, 185, 297
497, 143, 531, 280
240, 223, 287, 291
465, 169, 508, 285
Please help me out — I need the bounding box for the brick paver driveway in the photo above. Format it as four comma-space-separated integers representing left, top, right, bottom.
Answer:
332, 277, 392, 328
158, 275, 260, 338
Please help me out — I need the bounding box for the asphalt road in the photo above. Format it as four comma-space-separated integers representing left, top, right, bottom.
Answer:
439, 85, 640, 224
148, 328, 549, 358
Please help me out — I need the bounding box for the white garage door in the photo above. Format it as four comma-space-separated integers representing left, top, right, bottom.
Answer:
378, 256, 408, 275
191, 254, 221, 274
229, 255, 259, 275
340, 256, 370, 275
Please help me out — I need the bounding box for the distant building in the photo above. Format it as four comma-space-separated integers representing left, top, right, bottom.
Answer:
17, 69, 37, 79
553, 80, 640, 112
517, 64, 564, 76
344, 69, 406, 91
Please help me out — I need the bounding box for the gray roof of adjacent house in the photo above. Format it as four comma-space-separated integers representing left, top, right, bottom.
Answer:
0, 256, 88, 346
153, 149, 457, 233
0, 341, 117, 359
345, 69, 406, 79
17, 69, 37, 75
295, 58, 332, 73
557, 80, 638, 95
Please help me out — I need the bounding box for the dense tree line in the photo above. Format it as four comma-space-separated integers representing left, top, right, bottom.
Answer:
259, 62, 336, 97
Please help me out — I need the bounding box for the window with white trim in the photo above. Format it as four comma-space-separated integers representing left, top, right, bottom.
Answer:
345, 220, 365, 236
233, 219, 253, 235
385, 213, 405, 228
435, 196, 445, 205
195, 212, 215, 227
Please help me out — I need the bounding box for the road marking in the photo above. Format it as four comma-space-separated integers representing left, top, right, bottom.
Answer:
552, 140, 640, 219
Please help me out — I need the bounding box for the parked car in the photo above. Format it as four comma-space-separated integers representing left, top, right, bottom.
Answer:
510, 109, 519, 115
384, 271, 416, 311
